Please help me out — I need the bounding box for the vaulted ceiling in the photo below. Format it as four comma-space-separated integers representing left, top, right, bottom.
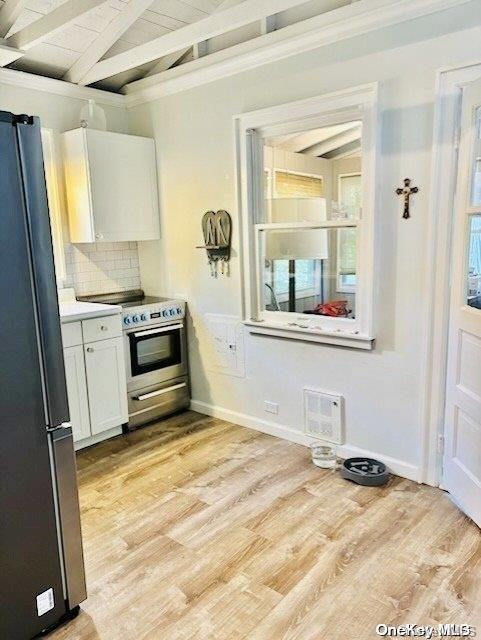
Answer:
0, 0, 473, 96
0, 0, 354, 92
267, 122, 362, 159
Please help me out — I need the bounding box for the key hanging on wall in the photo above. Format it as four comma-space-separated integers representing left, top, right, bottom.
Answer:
196, 210, 232, 277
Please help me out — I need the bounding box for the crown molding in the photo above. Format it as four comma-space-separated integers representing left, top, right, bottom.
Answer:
123, 0, 473, 108
0, 66, 125, 107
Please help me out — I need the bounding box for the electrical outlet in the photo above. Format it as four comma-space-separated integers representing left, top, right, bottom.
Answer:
264, 401, 278, 415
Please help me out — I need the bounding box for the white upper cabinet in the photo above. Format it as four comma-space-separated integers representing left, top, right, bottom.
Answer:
61, 128, 160, 243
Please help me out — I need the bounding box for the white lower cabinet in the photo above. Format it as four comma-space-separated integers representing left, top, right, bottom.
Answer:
84, 337, 128, 435
63, 345, 90, 443
62, 315, 128, 447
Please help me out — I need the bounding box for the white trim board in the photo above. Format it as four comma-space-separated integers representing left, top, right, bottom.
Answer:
123, 0, 473, 106
190, 399, 422, 482
0, 66, 125, 107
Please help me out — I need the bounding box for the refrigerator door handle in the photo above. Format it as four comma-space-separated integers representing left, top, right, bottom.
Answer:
50, 425, 87, 610
47, 422, 72, 433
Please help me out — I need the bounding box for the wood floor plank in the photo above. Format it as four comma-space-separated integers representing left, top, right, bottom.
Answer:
49, 411, 481, 640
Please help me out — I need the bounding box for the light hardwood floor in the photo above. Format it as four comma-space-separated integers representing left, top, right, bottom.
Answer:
50, 411, 481, 640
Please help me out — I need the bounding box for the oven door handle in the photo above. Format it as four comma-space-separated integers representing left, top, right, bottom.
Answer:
133, 382, 187, 402
132, 323, 184, 338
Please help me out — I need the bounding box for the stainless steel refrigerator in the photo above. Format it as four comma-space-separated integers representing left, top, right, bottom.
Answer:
0, 111, 87, 639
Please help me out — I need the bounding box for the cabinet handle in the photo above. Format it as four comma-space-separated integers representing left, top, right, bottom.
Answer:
86, 347, 94, 353
100, 325, 108, 331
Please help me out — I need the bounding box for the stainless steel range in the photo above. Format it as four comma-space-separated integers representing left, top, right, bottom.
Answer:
78, 290, 189, 430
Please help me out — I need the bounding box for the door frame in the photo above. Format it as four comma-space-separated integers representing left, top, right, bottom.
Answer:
421, 59, 481, 486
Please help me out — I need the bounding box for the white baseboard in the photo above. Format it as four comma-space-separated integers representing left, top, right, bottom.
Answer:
190, 399, 311, 446
190, 399, 422, 483
337, 444, 421, 483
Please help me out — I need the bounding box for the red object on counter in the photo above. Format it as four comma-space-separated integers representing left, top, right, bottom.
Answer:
312, 300, 349, 317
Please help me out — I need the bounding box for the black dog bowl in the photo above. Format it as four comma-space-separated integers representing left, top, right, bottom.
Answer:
340, 457, 390, 486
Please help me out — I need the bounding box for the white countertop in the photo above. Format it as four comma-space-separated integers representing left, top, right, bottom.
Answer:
59, 301, 121, 323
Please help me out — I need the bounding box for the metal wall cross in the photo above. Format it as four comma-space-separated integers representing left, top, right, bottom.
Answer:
396, 178, 419, 219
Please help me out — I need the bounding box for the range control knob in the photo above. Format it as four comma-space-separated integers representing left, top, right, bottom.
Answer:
132, 314, 141, 323
123, 316, 132, 326
162, 309, 169, 318
176, 307, 182, 315
140, 313, 148, 321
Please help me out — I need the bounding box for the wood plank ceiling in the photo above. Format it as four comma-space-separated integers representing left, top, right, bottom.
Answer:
0, 0, 351, 91
0, 0, 227, 88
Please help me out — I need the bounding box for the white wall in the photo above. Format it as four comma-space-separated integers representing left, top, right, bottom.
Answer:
126, 2, 481, 482
0, 81, 133, 294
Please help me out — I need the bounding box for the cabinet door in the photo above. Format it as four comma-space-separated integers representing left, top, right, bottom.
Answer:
64, 345, 91, 442
84, 337, 128, 435
87, 130, 160, 242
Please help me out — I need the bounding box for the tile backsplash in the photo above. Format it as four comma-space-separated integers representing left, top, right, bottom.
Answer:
64, 242, 141, 296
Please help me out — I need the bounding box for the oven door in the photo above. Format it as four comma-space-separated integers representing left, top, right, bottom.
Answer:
126, 322, 187, 388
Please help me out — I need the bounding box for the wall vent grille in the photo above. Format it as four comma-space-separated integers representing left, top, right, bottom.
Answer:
303, 388, 344, 444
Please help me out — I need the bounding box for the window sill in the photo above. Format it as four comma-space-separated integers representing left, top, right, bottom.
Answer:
244, 320, 375, 350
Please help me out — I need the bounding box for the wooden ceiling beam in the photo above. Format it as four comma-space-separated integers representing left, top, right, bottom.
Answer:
0, 40, 23, 66
64, 0, 155, 84
81, 0, 312, 85
6, 0, 108, 51
0, 0, 28, 38
301, 126, 362, 157
144, 0, 246, 78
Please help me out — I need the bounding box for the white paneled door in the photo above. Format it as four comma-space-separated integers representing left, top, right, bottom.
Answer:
443, 77, 481, 528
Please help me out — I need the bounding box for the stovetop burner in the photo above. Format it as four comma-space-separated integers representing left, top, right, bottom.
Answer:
77, 289, 171, 307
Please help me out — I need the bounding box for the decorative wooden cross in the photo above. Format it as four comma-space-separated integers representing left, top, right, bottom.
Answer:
396, 178, 419, 219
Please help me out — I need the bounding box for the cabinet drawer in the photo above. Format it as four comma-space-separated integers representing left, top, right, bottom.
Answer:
61, 321, 83, 348
82, 314, 122, 343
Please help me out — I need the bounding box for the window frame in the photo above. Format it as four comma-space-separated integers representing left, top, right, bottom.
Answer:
235, 83, 379, 350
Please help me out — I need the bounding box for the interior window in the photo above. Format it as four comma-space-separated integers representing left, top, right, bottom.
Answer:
261, 120, 362, 321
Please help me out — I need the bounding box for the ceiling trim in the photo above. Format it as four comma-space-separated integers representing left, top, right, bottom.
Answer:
123, 0, 473, 107
0, 67, 126, 107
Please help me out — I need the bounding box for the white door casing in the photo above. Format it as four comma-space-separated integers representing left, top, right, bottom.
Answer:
443, 77, 481, 528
